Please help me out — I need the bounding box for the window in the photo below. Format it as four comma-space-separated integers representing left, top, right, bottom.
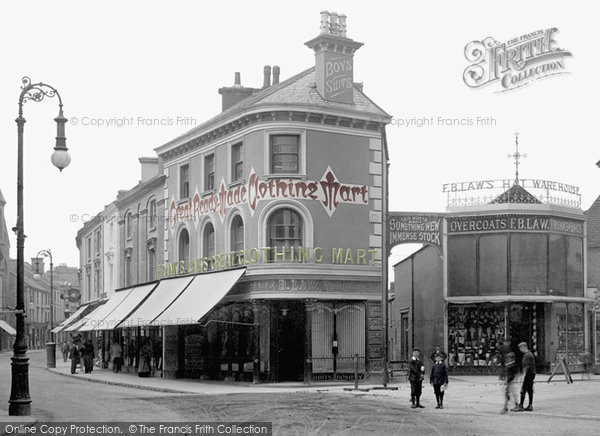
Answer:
94, 268, 101, 296
510, 234, 547, 295
94, 230, 101, 255
479, 234, 507, 295
148, 199, 156, 229
270, 135, 299, 174
125, 212, 132, 239
124, 255, 131, 287
231, 215, 244, 263
203, 223, 215, 258
178, 228, 190, 264
205, 154, 215, 191
448, 235, 477, 296
231, 143, 243, 182
180, 164, 190, 199
549, 235, 567, 296
268, 208, 302, 260
566, 237, 583, 297
147, 247, 156, 281
86, 238, 91, 261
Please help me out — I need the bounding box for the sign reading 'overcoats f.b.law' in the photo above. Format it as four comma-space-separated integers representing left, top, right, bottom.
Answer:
387, 213, 444, 251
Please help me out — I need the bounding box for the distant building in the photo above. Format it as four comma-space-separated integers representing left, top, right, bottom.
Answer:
0, 189, 15, 350
585, 195, 600, 364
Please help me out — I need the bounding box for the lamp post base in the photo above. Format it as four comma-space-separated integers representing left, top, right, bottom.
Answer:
46, 342, 56, 369
8, 353, 31, 416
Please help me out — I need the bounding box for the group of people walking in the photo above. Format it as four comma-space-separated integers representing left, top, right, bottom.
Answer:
62, 337, 96, 374
408, 340, 536, 414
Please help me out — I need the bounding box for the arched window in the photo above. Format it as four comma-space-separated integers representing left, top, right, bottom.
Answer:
268, 208, 302, 261
231, 215, 244, 264
203, 223, 215, 258
178, 228, 190, 263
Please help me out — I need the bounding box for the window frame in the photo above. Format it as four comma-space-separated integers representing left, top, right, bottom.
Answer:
179, 163, 190, 200
230, 142, 244, 183
267, 208, 303, 261
264, 130, 306, 178
204, 154, 215, 192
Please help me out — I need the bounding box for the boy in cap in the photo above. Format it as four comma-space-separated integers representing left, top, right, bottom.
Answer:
512, 342, 536, 411
501, 352, 518, 414
409, 347, 426, 408
430, 352, 449, 409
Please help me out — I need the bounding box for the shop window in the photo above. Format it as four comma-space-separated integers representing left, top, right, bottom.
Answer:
204, 154, 215, 191
231, 142, 243, 182
447, 304, 505, 367
267, 208, 302, 261
203, 223, 215, 259
270, 135, 300, 174
178, 228, 190, 264
180, 164, 190, 199
230, 215, 244, 263
510, 234, 547, 295
549, 235, 567, 296
479, 234, 507, 295
448, 236, 476, 296
566, 237, 583, 297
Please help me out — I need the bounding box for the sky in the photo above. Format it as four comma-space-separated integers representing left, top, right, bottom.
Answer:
0, 0, 599, 273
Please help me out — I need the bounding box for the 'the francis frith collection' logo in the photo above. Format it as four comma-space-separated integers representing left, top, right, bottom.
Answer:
463, 28, 572, 92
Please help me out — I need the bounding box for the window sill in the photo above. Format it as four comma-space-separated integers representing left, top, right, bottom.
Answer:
177, 197, 190, 205
264, 173, 305, 180
201, 189, 216, 197
228, 179, 245, 189
148, 226, 157, 233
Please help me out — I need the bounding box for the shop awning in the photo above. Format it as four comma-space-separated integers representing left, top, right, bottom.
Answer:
0, 320, 16, 335
78, 289, 134, 332
150, 268, 246, 326
51, 304, 89, 334
106, 283, 158, 329
118, 276, 195, 328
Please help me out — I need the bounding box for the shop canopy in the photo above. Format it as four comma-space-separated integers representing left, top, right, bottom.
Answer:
101, 283, 158, 330
149, 268, 246, 326
77, 288, 134, 332
0, 320, 16, 335
117, 276, 195, 328
51, 304, 89, 334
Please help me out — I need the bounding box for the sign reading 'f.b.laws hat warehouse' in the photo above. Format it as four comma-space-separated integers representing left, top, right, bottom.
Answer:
387, 212, 444, 251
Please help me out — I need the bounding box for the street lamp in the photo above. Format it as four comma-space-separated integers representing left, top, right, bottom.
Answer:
9, 76, 70, 416
33, 249, 56, 369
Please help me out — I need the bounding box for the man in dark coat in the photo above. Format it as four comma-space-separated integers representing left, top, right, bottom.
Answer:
430, 353, 449, 409
409, 347, 426, 408
513, 342, 536, 411
68, 341, 81, 374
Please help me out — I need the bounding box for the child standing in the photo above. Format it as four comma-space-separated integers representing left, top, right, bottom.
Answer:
409, 347, 426, 408
430, 352, 449, 409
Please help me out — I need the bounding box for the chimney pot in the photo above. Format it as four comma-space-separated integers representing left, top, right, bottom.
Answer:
272, 66, 280, 85
329, 12, 339, 36
263, 65, 272, 88
339, 14, 347, 37
320, 10, 330, 34
234, 72, 241, 85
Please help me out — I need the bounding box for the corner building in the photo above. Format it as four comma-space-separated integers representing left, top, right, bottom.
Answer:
392, 183, 594, 373
152, 13, 391, 381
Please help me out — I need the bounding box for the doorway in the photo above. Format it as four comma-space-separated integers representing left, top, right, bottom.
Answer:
271, 301, 305, 381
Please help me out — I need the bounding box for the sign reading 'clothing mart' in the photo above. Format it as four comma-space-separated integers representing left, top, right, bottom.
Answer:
168, 167, 369, 230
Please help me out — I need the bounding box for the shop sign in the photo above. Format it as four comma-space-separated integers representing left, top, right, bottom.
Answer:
448, 215, 583, 235
157, 246, 379, 279
387, 212, 444, 250
442, 178, 580, 194
169, 167, 368, 231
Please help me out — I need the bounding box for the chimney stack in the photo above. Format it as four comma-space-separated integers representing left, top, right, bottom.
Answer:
272, 66, 280, 85
263, 65, 272, 88
305, 11, 363, 104
139, 157, 159, 182
218, 72, 256, 111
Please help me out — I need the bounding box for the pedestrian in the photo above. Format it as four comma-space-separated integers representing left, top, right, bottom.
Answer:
501, 352, 519, 414
430, 344, 447, 362
430, 352, 449, 409
110, 340, 123, 373
409, 347, 426, 409
81, 338, 95, 374
138, 340, 152, 377
61, 341, 70, 363
68, 341, 81, 374
512, 342, 536, 412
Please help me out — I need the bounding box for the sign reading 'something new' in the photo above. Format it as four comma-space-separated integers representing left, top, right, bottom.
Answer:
447, 215, 583, 235
387, 213, 444, 250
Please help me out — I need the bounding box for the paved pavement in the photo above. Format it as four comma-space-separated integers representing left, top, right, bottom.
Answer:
47, 358, 600, 421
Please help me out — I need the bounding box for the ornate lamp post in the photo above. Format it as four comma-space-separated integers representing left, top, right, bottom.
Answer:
33, 249, 55, 368
9, 77, 70, 416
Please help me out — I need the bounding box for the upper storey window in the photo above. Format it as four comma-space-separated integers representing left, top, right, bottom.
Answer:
270, 135, 300, 174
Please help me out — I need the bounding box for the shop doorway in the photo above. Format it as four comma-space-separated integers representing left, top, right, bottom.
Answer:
271, 301, 305, 381
509, 303, 545, 367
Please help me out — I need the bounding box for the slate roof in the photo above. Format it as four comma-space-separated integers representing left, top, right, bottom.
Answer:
585, 194, 600, 248
157, 67, 390, 153
490, 183, 542, 205
0, 189, 5, 205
